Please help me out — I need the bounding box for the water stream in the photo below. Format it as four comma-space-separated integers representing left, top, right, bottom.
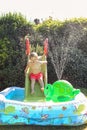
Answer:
49, 23, 84, 80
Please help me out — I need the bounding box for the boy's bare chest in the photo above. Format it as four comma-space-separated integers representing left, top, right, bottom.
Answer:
30, 62, 41, 69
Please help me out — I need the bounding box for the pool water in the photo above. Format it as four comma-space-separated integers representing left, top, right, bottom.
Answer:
5, 87, 24, 101
1, 87, 45, 102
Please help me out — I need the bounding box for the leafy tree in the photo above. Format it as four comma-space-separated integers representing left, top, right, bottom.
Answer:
0, 13, 34, 89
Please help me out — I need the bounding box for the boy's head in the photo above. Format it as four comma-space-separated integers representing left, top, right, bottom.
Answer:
30, 52, 38, 60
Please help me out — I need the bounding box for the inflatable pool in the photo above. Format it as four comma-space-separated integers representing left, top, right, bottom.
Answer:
0, 86, 87, 126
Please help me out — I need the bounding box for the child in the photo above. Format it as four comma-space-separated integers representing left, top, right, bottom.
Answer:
25, 52, 47, 94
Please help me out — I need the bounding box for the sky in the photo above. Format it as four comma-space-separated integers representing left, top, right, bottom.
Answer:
0, 0, 87, 22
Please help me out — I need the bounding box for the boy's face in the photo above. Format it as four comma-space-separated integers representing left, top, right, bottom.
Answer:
31, 56, 38, 61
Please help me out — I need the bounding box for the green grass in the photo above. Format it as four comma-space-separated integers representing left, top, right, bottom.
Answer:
0, 88, 87, 130
0, 124, 87, 130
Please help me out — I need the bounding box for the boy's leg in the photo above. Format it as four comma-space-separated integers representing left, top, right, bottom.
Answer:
38, 78, 44, 92
31, 79, 35, 94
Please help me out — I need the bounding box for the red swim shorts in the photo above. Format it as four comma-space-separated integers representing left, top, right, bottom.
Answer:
30, 72, 43, 80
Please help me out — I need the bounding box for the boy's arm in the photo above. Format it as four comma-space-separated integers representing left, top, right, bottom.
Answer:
38, 54, 46, 60
38, 56, 42, 60
25, 62, 30, 73
39, 60, 47, 64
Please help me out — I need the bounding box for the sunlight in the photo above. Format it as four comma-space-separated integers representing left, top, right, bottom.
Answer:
0, 0, 87, 21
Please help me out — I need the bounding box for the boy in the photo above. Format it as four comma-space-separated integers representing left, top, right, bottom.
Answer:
25, 52, 47, 94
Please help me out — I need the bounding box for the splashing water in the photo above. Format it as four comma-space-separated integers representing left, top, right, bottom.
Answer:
49, 23, 85, 80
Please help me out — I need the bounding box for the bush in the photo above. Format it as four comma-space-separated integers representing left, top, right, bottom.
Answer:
0, 13, 33, 90
63, 48, 87, 88
0, 15, 87, 90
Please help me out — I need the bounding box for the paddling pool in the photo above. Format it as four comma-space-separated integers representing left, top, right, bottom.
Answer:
0, 86, 87, 126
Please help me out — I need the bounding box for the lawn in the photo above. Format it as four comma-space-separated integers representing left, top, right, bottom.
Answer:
0, 88, 87, 130
0, 124, 87, 130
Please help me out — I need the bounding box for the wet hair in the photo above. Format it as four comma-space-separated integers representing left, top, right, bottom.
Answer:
30, 52, 38, 59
